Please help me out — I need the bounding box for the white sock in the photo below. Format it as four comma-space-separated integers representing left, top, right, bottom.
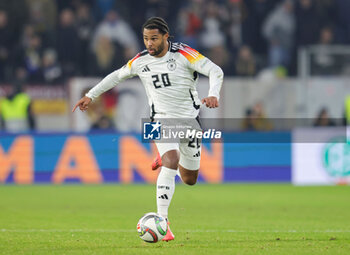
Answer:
157, 166, 177, 219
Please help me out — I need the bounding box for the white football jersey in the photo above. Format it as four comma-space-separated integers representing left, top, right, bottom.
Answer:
86, 42, 224, 118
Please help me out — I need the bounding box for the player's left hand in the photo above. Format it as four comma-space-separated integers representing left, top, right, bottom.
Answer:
201, 96, 219, 108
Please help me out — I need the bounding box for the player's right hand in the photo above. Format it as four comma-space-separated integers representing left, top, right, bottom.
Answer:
201, 96, 219, 108
72, 96, 92, 112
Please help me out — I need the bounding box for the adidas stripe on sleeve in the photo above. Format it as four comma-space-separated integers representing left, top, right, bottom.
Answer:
177, 44, 223, 100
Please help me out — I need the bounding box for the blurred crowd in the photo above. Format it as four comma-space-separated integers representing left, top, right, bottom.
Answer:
241, 103, 340, 131
0, 0, 349, 85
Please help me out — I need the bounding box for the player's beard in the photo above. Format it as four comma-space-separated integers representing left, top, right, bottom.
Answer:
149, 40, 166, 56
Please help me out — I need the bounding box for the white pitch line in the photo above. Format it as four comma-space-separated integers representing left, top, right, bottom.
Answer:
1, 229, 350, 233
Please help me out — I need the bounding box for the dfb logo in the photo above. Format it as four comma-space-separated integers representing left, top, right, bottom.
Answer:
143, 121, 161, 140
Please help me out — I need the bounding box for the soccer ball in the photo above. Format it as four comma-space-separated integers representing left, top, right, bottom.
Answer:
137, 212, 167, 243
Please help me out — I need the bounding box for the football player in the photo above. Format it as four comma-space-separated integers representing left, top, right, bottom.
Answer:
73, 17, 224, 241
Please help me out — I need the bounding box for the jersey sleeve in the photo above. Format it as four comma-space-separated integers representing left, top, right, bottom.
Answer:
179, 45, 224, 100
85, 55, 139, 100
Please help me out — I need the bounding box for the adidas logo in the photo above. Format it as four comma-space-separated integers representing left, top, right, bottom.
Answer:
158, 194, 168, 200
142, 65, 151, 72
193, 151, 201, 157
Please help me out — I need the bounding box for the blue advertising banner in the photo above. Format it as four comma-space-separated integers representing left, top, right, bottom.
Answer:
0, 132, 291, 184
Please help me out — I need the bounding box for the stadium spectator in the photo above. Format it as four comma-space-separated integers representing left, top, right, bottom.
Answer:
0, 83, 35, 132
241, 102, 272, 130
295, 0, 320, 47
90, 115, 114, 130
56, 9, 80, 78
235, 45, 256, 76
241, 108, 256, 130
0, 0, 28, 46
312, 26, 339, 75
13, 34, 44, 84
144, 0, 169, 20
0, 10, 12, 82
85, 92, 116, 131
138, 0, 182, 35
92, 10, 139, 63
91, 35, 121, 76
42, 48, 63, 84
76, 2, 95, 75
0, 0, 348, 80
199, 1, 226, 51
93, 0, 116, 21
315, 0, 336, 28
26, 0, 57, 36
12, 67, 28, 90
313, 107, 336, 126
20, 24, 36, 48
243, 0, 276, 56
176, 0, 203, 48
226, 0, 244, 51
262, 0, 295, 69
208, 45, 232, 75
252, 102, 273, 130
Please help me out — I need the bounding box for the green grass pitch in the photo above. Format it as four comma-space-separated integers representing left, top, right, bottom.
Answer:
0, 184, 349, 254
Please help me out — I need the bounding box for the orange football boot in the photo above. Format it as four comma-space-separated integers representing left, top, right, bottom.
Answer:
151, 152, 162, 170
162, 221, 175, 241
